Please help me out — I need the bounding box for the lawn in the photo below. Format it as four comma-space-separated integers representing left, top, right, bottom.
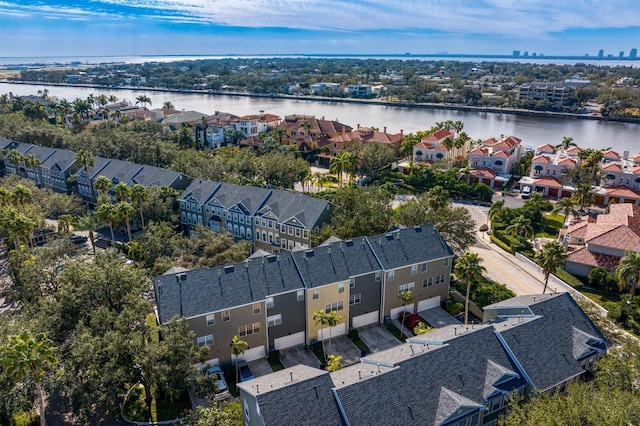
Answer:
581, 288, 621, 305
268, 350, 285, 372
348, 330, 371, 354
387, 323, 407, 342
539, 213, 564, 238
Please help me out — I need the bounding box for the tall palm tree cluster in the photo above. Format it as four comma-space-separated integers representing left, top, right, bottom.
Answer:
0, 184, 36, 249
44, 93, 131, 129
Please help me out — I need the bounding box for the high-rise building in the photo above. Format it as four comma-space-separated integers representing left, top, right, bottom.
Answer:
597, 49, 604, 59
631, 48, 638, 59
512, 50, 520, 57
620, 51, 625, 59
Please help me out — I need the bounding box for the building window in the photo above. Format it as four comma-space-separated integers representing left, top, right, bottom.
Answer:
443, 258, 450, 267
349, 293, 361, 305
411, 265, 417, 276
435, 274, 446, 285
253, 303, 261, 314
325, 301, 344, 313
267, 314, 282, 327
238, 322, 261, 337
388, 271, 395, 281
350, 278, 355, 288
423, 278, 433, 287
312, 291, 319, 300
206, 314, 215, 326
296, 290, 304, 301
421, 263, 427, 273
375, 271, 381, 282
398, 282, 415, 293
222, 310, 230, 322
196, 334, 213, 348
338, 283, 345, 293
266, 297, 274, 309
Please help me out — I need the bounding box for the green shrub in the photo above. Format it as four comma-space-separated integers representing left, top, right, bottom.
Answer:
445, 300, 464, 316
606, 302, 623, 320
588, 267, 618, 292
553, 269, 583, 288
490, 234, 514, 254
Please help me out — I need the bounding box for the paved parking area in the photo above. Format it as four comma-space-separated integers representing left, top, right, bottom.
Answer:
249, 358, 273, 378
280, 345, 322, 369
358, 325, 400, 353
325, 335, 361, 367
419, 307, 461, 329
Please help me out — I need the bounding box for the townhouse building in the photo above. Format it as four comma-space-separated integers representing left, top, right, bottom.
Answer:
153, 224, 454, 365
238, 293, 607, 426
594, 150, 640, 206
518, 144, 580, 198
39, 148, 79, 194
178, 179, 332, 252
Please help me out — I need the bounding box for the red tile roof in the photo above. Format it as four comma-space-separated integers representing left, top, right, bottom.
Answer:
532, 155, 552, 163
421, 129, 452, 143
532, 177, 563, 188
566, 146, 581, 155
557, 158, 577, 167
537, 143, 556, 152
602, 163, 622, 172
567, 246, 621, 269
602, 149, 620, 160
606, 186, 640, 199
471, 168, 498, 178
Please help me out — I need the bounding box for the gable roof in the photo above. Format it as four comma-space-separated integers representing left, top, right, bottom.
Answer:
492, 293, 608, 391
39, 148, 77, 172
366, 224, 453, 270
130, 165, 190, 188
95, 158, 143, 184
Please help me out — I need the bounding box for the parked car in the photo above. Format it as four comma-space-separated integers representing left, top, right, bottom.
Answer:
398, 311, 424, 331
237, 360, 255, 382
521, 185, 531, 199
205, 366, 230, 399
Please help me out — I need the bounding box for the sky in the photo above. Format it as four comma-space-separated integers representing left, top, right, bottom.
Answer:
1, 0, 639, 58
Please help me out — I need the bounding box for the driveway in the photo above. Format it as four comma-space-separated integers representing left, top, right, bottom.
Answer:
279, 345, 322, 369
249, 358, 273, 378
358, 325, 400, 353
418, 307, 461, 328
325, 335, 361, 367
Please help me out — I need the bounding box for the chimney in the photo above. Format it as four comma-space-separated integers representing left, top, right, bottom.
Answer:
342, 126, 346, 136
357, 124, 360, 129
383, 126, 387, 133
400, 129, 404, 137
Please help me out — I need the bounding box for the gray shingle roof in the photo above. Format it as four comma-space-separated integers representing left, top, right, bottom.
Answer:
179, 179, 220, 204
258, 190, 330, 229
130, 164, 188, 188
493, 292, 608, 391
367, 224, 454, 270
154, 253, 304, 322
39, 148, 76, 172
333, 326, 525, 426
241, 366, 343, 426
95, 158, 143, 183
24, 145, 57, 163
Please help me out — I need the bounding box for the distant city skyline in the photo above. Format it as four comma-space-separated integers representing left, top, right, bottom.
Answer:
1, 1, 639, 58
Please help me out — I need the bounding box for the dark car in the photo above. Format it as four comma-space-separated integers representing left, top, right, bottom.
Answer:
398, 311, 424, 331
237, 360, 255, 382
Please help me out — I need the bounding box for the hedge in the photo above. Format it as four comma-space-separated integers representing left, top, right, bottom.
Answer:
553, 268, 584, 288
490, 234, 514, 254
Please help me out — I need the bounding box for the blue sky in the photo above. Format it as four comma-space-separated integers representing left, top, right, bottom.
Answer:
1, 0, 639, 58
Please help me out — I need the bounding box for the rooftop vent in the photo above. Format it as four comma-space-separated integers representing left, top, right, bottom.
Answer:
224, 265, 234, 274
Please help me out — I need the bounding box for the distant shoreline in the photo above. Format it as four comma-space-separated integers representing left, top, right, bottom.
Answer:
2, 80, 639, 125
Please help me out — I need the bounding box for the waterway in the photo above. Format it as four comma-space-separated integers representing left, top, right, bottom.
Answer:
1, 82, 639, 154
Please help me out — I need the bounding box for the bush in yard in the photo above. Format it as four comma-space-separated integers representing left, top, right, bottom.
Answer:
445, 300, 464, 316
588, 267, 618, 292
605, 303, 622, 321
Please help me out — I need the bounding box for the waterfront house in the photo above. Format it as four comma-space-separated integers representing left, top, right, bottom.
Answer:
518, 82, 575, 106
232, 111, 281, 138
328, 125, 404, 157
412, 128, 453, 163
277, 114, 352, 160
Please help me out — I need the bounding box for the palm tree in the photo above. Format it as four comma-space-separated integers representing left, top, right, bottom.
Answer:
114, 182, 130, 202
129, 184, 149, 228
488, 199, 505, 230
12, 184, 33, 213
94, 175, 113, 200
330, 151, 354, 187
1, 330, 56, 426
324, 310, 342, 355
505, 215, 534, 240
616, 251, 640, 298
74, 149, 95, 196
555, 136, 577, 151
57, 214, 73, 235
573, 183, 595, 212
95, 203, 116, 244
313, 310, 330, 358
230, 335, 248, 383
135, 95, 152, 108
116, 202, 136, 242
7, 149, 25, 176
441, 137, 455, 167
552, 197, 579, 228
534, 241, 567, 293
398, 290, 414, 339
326, 354, 343, 372
454, 253, 486, 325
425, 185, 450, 216
24, 153, 41, 183
162, 101, 174, 110
76, 214, 100, 254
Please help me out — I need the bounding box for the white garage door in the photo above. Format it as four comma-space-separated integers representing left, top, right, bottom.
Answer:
417, 296, 441, 312
318, 323, 346, 341
234, 345, 265, 363
390, 304, 414, 320
352, 311, 379, 328
274, 331, 306, 350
